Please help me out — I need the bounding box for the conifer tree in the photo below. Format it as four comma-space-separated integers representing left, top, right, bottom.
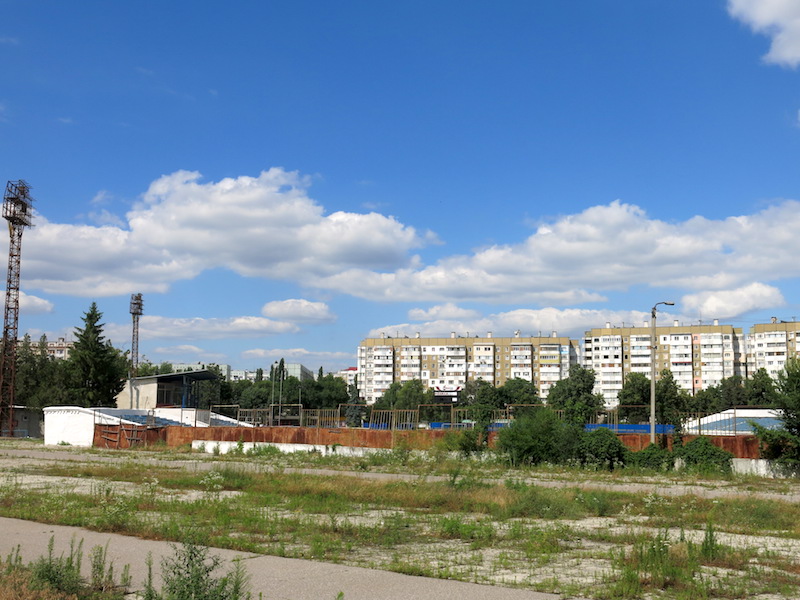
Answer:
69, 302, 126, 407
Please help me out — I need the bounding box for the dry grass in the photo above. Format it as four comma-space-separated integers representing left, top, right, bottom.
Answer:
0, 570, 75, 600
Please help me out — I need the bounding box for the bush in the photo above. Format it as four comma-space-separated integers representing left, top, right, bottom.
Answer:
578, 427, 627, 470
496, 408, 583, 466
143, 537, 249, 600
628, 443, 673, 471
675, 437, 733, 475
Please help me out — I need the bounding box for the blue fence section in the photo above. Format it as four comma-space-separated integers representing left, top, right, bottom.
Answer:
585, 423, 675, 434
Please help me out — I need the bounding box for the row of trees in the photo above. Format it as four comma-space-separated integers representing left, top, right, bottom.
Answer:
369, 363, 785, 432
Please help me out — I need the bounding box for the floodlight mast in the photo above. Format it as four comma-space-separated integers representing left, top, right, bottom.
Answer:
129, 293, 143, 377
0, 181, 34, 438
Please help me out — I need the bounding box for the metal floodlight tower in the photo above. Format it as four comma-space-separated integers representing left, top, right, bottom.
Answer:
129, 293, 143, 377
0, 181, 34, 438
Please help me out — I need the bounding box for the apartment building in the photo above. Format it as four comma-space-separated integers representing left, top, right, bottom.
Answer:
357, 331, 578, 404
333, 367, 358, 388
17, 336, 75, 360
748, 319, 800, 378
44, 337, 74, 360
583, 320, 744, 405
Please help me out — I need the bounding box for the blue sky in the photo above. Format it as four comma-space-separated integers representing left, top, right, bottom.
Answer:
1, 0, 800, 372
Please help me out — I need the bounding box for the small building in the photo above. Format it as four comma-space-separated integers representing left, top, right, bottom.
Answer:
1, 406, 43, 438
116, 370, 220, 411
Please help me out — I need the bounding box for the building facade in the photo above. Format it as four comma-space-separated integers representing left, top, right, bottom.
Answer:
333, 366, 358, 388
357, 332, 578, 404
583, 320, 744, 405
748, 319, 800, 378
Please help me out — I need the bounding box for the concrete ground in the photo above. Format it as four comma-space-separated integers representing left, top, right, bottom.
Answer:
0, 517, 561, 600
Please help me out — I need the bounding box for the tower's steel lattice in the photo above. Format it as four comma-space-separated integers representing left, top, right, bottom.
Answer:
0, 180, 33, 438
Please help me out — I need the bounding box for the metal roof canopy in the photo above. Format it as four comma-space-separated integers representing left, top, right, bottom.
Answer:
130, 370, 219, 384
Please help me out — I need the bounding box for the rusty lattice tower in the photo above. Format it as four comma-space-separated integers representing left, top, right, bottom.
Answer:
129, 293, 143, 377
0, 180, 33, 437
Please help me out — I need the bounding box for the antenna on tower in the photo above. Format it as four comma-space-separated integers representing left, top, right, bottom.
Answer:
0, 180, 34, 438
129, 293, 143, 378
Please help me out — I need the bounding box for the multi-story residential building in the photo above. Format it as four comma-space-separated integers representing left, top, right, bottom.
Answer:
170, 362, 233, 381
357, 332, 578, 404
230, 369, 258, 381
583, 320, 744, 405
17, 336, 75, 360
748, 318, 800, 378
333, 367, 358, 388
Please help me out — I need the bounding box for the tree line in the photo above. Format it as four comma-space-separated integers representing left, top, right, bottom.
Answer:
16, 302, 128, 408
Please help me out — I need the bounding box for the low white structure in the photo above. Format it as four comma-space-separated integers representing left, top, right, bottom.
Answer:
43, 406, 121, 447
43, 406, 246, 447
683, 408, 781, 436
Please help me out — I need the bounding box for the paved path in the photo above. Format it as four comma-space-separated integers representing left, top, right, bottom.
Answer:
0, 517, 560, 600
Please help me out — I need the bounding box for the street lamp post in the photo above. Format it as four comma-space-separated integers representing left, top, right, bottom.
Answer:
650, 301, 675, 444
271, 361, 277, 404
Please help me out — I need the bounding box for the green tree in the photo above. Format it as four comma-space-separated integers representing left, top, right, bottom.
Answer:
68, 303, 127, 407
719, 375, 746, 409
239, 381, 271, 408
316, 374, 349, 408
15, 334, 37, 407
255, 368, 263, 382
496, 408, 583, 466
775, 358, 800, 437
282, 375, 301, 405
689, 384, 722, 414
395, 379, 426, 410
617, 372, 651, 423
158, 362, 174, 374
373, 381, 401, 410
499, 378, 539, 405
230, 379, 253, 404
655, 369, 690, 433
745, 368, 779, 406
136, 361, 159, 377
546, 365, 603, 425
462, 379, 503, 408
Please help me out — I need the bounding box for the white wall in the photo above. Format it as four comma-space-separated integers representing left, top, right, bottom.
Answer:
43, 406, 98, 447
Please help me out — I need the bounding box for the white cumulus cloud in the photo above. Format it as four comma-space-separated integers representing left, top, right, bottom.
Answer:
408, 303, 481, 321
241, 347, 355, 371
318, 199, 800, 304
150, 344, 227, 362
8, 169, 800, 312
681, 282, 785, 318
261, 299, 336, 323
10, 168, 432, 297
20, 291, 54, 315
728, 0, 800, 67
367, 307, 679, 340
105, 314, 298, 344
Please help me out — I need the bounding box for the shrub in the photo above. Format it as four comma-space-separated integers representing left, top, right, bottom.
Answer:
496, 408, 583, 466
142, 537, 250, 600
675, 436, 733, 475
578, 427, 627, 470
629, 443, 673, 471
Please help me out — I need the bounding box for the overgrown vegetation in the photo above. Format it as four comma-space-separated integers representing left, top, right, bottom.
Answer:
1, 536, 130, 600
4, 436, 800, 599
